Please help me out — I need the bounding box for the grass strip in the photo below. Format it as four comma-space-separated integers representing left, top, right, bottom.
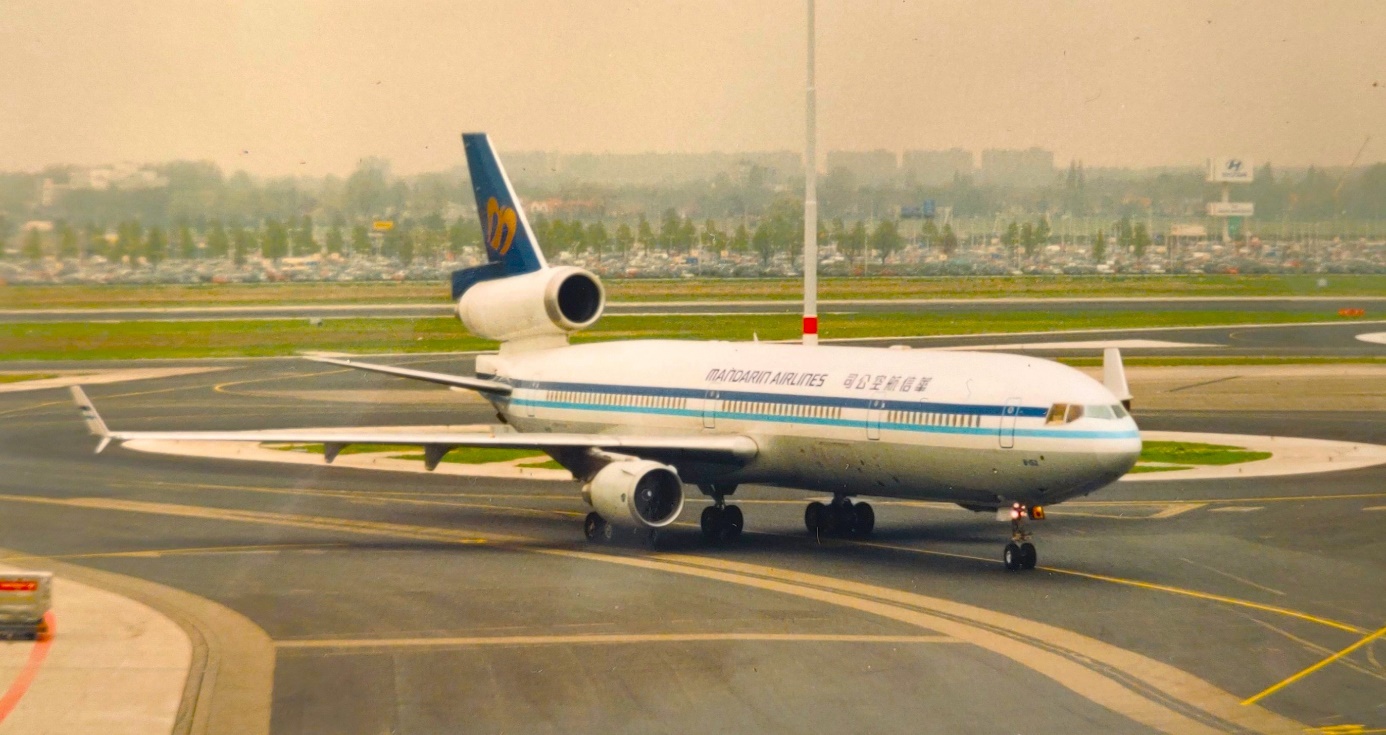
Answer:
0, 373, 57, 384
3, 274, 1383, 309
1138, 441, 1272, 466
1, 310, 1362, 361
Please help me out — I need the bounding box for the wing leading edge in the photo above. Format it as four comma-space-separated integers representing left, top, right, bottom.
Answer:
303, 356, 512, 395
69, 386, 756, 471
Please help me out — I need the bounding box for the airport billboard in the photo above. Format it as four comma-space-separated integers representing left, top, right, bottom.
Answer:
1207, 202, 1255, 217
1207, 158, 1254, 183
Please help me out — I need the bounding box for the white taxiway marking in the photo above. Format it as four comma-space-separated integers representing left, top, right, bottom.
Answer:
1208, 506, 1263, 513
1355, 332, 1386, 345
936, 339, 1217, 351
1363, 506, 1386, 512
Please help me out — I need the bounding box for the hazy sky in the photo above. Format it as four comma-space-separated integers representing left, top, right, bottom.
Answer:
3, 1, 1384, 175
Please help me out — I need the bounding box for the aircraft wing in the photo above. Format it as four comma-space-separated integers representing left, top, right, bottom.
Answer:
304, 355, 512, 395
71, 386, 756, 470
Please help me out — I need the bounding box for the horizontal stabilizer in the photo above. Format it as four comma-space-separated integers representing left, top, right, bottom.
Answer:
304, 356, 511, 395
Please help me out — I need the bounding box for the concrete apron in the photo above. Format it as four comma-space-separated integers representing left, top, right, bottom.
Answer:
0, 566, 189, 735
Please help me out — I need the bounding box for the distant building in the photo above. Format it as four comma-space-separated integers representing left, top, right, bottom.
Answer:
979, 148, 1055, 187
40, 163, 168, 206
901, 149, 973, 186
825, 150, 899, 186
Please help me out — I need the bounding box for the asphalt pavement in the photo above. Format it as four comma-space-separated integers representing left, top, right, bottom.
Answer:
0, 347, 1382, 734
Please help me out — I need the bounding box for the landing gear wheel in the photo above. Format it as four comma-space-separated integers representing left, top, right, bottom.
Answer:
825, 499, 856, 536
583, 512, 608, 543
853, 502, 875, 537
701, 506, 722, 541
805, 501, 826, 535
722, 505, 744, 542
1020, 542, 1037, 570
1003, 542, 1023, 571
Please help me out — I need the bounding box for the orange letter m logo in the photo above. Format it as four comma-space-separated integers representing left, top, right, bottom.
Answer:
485, 197, 519, 256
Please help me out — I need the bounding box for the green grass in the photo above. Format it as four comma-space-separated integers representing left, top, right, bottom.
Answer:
392, 452, 564, 469
267, 442, 556, 466
1127, 464, 1196, 474
2, 309, 1367, 361
3, 274, 1383, 309
0, 373, 57, 384
1138, 441, 1272, 466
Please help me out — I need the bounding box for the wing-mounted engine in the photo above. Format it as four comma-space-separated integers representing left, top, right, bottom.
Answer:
456, 266, 605, 345
582, 460, 685, 530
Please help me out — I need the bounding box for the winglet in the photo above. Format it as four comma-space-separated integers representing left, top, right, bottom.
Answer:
70, 386, 113, 453
1102, 348, 1133, 409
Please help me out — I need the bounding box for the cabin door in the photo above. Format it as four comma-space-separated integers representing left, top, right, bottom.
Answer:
998, 398, 1020, 448
703, 389, 719, 429
866, 395, 886, 441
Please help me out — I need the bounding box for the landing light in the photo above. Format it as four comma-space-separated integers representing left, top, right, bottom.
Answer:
1029, 506, 1045, 520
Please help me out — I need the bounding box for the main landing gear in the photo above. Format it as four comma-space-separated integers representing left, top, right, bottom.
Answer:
698, 484, 743, 544
583, 512, 662, 549
804, 496, 874, 538
1002, 502, 1042, 571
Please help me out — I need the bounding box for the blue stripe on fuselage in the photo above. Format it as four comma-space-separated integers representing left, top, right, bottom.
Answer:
503, 378, 1050, 418
511, 397, 1140, 440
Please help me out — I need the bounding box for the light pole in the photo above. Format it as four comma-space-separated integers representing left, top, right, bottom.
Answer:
802, 0, 818, 346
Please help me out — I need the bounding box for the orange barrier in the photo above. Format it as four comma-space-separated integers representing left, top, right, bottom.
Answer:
1338, 308, 1366, 318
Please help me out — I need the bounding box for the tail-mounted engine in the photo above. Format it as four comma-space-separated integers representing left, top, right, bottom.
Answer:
582, 460, 685, 530
456, 266, 605, 343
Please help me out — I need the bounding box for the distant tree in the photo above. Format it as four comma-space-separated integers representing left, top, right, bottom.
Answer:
350, 224, 370, 256
658, 208, 681, 253
446, 217, 470, 257
869, 219, 902, 264
231, 227, 250, 266
291, 215, 315, 256
1002, 220, 1020, 260
675, 216, 697, 254
636, 214, 654, 251
1092, 230, 1107, 263
144, 226, 167, 267
1132, 222, 1151, 261
381, 227, 404, 262
730, 222, 750, 253
115, 221, 143, 262
1034, 217, 1051, 249
585, 221, 609, 261
614, 222, 634, 259
22, 228, 43, 261
177, 222, 196, 259
325, 224, 344, 255
57, 222, 79, 259
940, 224, 959, 256
1021, 222, 1037, 259
205, 221, 230, 259
261, 218, 289, 260
920, 218, 939, 248
701, 218, 724, 252
84, 223, 107, 260
845, 220, 868, 266
1117, 215, 1134, 254
751, 220, 774, 265
829, 218, 846, 252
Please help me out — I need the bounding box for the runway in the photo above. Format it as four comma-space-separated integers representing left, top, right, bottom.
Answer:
2, 295, 1382, 323
0, 348, 1382, 733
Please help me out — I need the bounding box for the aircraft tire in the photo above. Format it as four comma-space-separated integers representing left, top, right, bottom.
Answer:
722, 505, 744, 541
700, 506, 722, 541
1020, 542, 1037, 570
584, 512, 608, 543
805, 502, 826, 534
1003, 542, 1023, 571
853, 502, 875, 536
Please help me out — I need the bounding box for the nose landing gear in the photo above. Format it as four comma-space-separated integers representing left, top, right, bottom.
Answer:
1002, 502, 1041, 571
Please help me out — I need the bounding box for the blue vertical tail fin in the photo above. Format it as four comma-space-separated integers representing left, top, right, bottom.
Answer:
452, 133, 547, 299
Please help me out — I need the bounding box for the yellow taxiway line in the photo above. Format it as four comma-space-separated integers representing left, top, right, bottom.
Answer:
1241, 623, 1386, 706
277, 632, 960, 650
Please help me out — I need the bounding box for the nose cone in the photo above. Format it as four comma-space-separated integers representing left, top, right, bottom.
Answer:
1103, 419, 1143, 480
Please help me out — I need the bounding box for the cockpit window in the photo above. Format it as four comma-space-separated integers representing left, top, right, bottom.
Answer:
1047, 403, 1128, 423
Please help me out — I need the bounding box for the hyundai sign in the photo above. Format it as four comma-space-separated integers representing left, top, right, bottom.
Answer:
1207, 158, 1254, 183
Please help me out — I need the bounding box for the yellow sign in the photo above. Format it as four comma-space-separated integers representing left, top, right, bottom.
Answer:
372, 220, 394, 231
484, 197, 518, 256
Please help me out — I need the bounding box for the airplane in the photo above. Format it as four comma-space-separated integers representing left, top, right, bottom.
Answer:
71, 133, 1141, 571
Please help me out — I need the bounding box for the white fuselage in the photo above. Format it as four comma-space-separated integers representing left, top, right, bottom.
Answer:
477, 340, 1141, 508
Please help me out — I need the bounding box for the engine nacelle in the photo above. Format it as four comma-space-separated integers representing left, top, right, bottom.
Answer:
582, 461, 685, 530
456, 266, 604, 342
